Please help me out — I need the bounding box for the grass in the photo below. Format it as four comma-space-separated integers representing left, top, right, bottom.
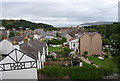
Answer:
88, 56, 118, 68
48, 46, 63, 52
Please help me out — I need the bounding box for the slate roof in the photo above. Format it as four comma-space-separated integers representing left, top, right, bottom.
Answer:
34, 29, 46, 37
20, 39, 47, 60
69, 30, 78, 37
78, 32, 96, 37
8, 35, 25, 43
68, 37, 78, 41
45, 31, 56, 36
20, 43, 38, 60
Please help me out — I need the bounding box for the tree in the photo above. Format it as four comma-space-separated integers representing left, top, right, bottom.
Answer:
103, 48, 109, 54
2, 19, 58, 31
48, 37, 67, 45
103, 39, 111, 45
82, 51, 88, 59
5, 23, 14, 29
60, 47, 73, 57
9, 32, 15, 37
62, 37, 67, 43
56, 32, 60, 37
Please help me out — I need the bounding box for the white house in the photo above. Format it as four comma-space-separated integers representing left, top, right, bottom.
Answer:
68, 37, 79, 53
0, 37, 48, 79
34, 33, 42, 39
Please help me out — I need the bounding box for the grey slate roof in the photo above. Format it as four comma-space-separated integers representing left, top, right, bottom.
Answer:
20, 43, 38, 60
20, 39, 47, 60
8, 35, 25, 43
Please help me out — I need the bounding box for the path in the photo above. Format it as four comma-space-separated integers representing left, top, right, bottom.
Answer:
79, 56, 99, 67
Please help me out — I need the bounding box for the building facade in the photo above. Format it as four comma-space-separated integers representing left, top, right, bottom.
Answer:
79, 32, 102, 56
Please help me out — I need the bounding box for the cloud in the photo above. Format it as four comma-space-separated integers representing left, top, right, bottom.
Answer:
1, 0, 119, 27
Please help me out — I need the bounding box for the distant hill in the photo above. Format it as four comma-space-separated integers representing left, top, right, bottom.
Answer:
1, 19, 58, 31
80, 21, 114, 26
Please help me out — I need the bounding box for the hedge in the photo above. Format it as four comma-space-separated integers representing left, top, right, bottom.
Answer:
38, 63, 115, 79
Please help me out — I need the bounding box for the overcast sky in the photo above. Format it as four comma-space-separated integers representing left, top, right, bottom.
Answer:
0, 0, 119, 27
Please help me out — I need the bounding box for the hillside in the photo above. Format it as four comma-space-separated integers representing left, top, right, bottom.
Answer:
1, 19, 58, 31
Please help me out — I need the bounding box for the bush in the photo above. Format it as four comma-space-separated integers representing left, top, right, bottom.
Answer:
104, 55, 108, 58
46, 55, 54, 60
39, 66, 66, 77
39, 63, 115, 79
60, 47, 73, 57
48, 37, 67, 45
82, 51, 88, 59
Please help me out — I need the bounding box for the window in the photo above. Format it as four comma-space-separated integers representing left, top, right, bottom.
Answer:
73, 44, 75, 47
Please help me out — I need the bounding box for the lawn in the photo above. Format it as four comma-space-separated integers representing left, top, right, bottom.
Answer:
88, 56, 118, 68
48, 46, 63, 52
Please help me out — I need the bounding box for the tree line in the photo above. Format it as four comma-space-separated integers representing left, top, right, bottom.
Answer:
1, 19, 59, 31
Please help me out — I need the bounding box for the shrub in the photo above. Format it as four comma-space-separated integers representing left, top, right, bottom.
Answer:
39, 66, 66, 77
39, 63, 115, 79
104, 55, 108, 58
82, 51, 88, 58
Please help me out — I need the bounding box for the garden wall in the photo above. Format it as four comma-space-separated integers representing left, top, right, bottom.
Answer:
45, 61, 71, 66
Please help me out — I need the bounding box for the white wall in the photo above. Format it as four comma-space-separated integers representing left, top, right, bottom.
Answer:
0, 49, 38, 79
0, 68, 37, 80
69, 39, 79, 50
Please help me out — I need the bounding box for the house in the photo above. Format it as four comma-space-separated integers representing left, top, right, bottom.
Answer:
79, 32, 102, 56
0, 36, 48, 79
68, 30, 78, 37
66, 31, 102, 56
58, 29, 70, 37
0, 43, 38, 79
45, 31, 56, 40
68, 37, 79, 53
34, 29, 46, 39
34, 33, 42, 39
64, 34, 72, 41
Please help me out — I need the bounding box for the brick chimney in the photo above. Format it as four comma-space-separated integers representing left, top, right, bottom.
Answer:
23, 36, 29, 43
12, 40, 20, 50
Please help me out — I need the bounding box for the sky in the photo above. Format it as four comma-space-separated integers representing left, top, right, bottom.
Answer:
0, 0, 119, 27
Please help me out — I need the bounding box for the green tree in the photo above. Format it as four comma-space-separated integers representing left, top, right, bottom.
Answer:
60, 47, 73, 57
103, 48, 109, 54
103, 39, 111, 45
9, 32, 15, 37
82, 51, 88, 58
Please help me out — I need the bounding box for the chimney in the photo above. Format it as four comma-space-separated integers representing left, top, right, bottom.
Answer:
23, 36, 29, 43
12, 40, 20, 50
